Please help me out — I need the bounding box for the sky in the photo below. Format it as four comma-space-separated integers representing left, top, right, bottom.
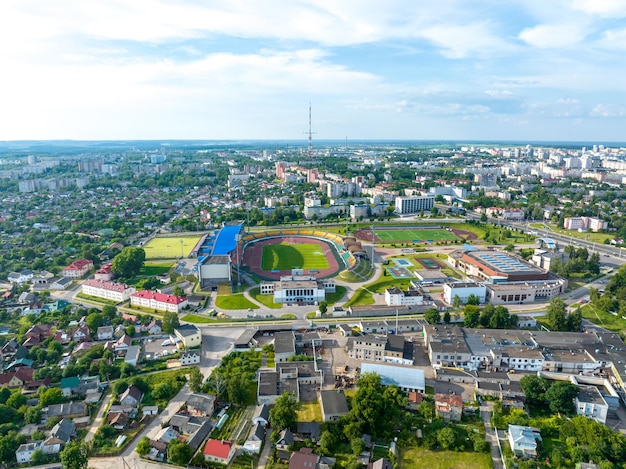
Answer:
1, 0, 626, 142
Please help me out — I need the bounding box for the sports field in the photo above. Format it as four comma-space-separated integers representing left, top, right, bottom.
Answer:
261, 242, 330, 271
142, 235, 203, 259
375, 228, 459, 243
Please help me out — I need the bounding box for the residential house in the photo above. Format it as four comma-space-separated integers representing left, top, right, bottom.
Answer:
142, 406, 159, 416
125, 345, 141, 367
180, 350, 201, 366
107, 412, 129, 430
186, 420, 213, 452
368, 459, 393, 469
43, 419, 75, 454
203, 439, 236, 465
168, 414, 212, 451
147, 320, 162, 334
319, 390, 349, 422
243, 423, 265, 454
62, 259, 93, 278
45, 401, 88, 420
81, 279, 136, 302
508, 425, 541, 459
60, 377, 81, 397
575, 386, 609, 424
72, 325, 91, 343
153, 426, 179, 444
252, 404, 270, 427
0, 368, 34, 388
119, 385, 143, 406
114, 334, 132, 354
15, 441, 43, 464
435, 393, 463, 422
275, 428, 294, 451
289, 448, 320, 469
8, 269, 34, 284
173, 324, 202, 349
97, 325, 114, 341
186, 393, 215, 417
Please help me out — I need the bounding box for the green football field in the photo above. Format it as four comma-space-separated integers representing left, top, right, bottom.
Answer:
261, 242, 330, 271
375, 228, 459, 242
142, 235, 203, 259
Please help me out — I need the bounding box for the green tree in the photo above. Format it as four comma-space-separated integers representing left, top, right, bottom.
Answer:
270, 393, 299, 431
6, 391, 27, 409
85, 312, 104, 334
173, 285, 184, 297
188, 367, 204, 393
466, 294, 480, 305
545, 381, 578, 415
568, 306, 583, 332
519, 375, 548, 406
39, 387, 64, 407
31, 449, 47, 465
547, 297, 568, 331
318, 300, 328, 315
60, 441, 89, 469
101, 304, 117, 319
162, 311, 180, 334
452, 295, 461, 308
437, 427, 456, 450
0, 404, 17, 424
443, 311, 451, 324
136, 437, 151, 456
318, 430, 335, 456
24, 406, 42, 424
111, 247, 146, 278
463, 305, 480, 328
424, 307, 441, 324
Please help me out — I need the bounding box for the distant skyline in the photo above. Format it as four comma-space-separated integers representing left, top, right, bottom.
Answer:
1, 1, 626, 142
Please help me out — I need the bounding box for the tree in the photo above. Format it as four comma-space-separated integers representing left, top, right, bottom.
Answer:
318, 430, 335, 456
545, 382, 578, 415
0, 405, 17, 424
101, 304, 117, 319
31, 449, 48, 465
173, 285, 184, 298
464, 305, 480, 327
162, 311, 180, 334
318, 300, 328, 315
226, 373, 248, 405
437, 427, 456, 450
519, 375, 548, 406
39, 387, 64, 407
6, 391, 27, 409
188, 367, 204, 393
60, 440, 88, 469
168, 439, 193, 465
424, 307, 441, 324
111, 247, 146, 278
24, 406, 42, 424
452, 295, 461, 308
568, 306, 583, 331
443, 311, 451, 324
466, 294, 480, 306
85, 312, 104, 334
136, 437, 151, 456
546, 297, 568, 331
270, 393, 299, 431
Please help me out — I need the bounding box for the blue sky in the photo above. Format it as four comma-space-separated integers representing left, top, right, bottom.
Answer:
1, 0, 626, 141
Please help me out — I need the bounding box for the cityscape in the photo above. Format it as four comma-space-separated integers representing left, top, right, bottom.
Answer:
3, 1, 626, 469
0, 138, 626, 469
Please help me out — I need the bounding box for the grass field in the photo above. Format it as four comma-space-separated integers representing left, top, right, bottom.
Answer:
261, 242, 330, 271
142, 235, 203, 259
249, 287, 283, 309
215, 293, 260, 310
298, 401, 322, 422
375, 228, 459, 243
400, 449, 492, 469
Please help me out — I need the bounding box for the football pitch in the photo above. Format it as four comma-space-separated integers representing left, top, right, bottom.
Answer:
375, 228, 459, 243
142, 235, 203, 259
261, 242, 330, 271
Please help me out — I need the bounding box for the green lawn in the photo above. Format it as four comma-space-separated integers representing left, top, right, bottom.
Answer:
142, 235, 203, 259
375, 228, 459, 243
325, 286, 347, 304
400, 448, 492, 469
215, 293, 260, 310
261, 242, 330, 271
249, 287, 283, 309
139, 262, 173, 276
580, 304, 626, 332
298, 401, 322, 422
539, 222, 613, 244
344, 277, 413, 307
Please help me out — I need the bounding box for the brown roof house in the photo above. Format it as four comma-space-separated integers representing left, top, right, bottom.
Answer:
435, 393, 463, 422
119, 385, 143, 406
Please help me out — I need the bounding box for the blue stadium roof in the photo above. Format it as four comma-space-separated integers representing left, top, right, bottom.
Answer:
212, 224, 243, 255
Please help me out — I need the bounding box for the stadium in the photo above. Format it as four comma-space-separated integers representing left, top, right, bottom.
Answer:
195, 225, 362, 287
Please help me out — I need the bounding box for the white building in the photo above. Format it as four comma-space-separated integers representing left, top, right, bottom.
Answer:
130, 290, 188, 313
271, 276, 333, 305
394, 194, 435, 214
575, 386, 609, 424
563, 216, 608, 232
16, 441, 43, 464
443, 282, 486, 304
385, 287, 424, 306
81, 279, 136, 302
508, 425, 540, 459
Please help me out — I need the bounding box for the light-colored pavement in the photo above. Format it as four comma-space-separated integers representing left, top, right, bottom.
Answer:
480, 402, 504, 469
256, 430, 273, 469
84, 390, 112, 443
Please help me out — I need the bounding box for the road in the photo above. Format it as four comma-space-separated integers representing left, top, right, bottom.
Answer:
480, 402, 504, 469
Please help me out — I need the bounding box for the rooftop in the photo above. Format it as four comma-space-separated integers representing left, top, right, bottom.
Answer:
213, 223, 243, 256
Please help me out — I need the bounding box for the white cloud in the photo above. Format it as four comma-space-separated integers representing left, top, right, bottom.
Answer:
518, 23, 588, 48
571, 0, 626, 18
590, 103, 626, 117
598, 28, 626, 50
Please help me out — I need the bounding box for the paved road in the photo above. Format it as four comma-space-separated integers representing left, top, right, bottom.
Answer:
480, 402, 504, 469
256, 430, 273, 469
84, 390, 112, 443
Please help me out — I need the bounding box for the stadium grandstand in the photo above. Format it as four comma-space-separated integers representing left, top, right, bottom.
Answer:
196, 222, 244, 289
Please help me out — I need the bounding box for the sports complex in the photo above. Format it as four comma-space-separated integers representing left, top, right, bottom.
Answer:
354, 225, 477, 243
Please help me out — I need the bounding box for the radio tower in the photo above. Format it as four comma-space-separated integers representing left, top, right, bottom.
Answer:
304, 103, 316, 158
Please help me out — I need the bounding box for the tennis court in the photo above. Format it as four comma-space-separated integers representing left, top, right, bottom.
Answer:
388, 266, 414, 279
375, 228, 459, 243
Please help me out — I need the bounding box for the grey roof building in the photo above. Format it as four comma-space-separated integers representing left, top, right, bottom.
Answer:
319, 390, 349, 422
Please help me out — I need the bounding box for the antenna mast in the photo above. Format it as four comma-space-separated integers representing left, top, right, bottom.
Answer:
304, 103, 316, 158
